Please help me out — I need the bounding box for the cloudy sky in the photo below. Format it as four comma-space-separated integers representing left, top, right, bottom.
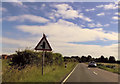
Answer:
1, 2, 119, 59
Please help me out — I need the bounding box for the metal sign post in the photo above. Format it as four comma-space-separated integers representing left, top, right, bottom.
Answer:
42, 50, 45, 75
35, 34, 52, 76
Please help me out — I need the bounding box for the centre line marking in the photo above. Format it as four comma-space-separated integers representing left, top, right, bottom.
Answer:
93, 71, 98, 75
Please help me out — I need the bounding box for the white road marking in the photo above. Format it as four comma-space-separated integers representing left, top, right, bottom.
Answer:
61, 64, 78, 84
93, 71, 98, 75
88, 68, 90, 69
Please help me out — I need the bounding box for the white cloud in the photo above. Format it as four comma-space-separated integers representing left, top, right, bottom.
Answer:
16, 19, 117, 42
2, 19, 118, 59
2, 36, 39, 55
53, 4, 72, 10
53, 43, 118, 60
80, 25, 85, 27
97, 12, 105, 16
39, 4, 46, 10
9, 2, 28, 12
5, 14, 49, 23
96, 5, 104, 8
42, 4, 46, 7
115, 12, 120, 15
78, 13, 92, 22
85, 8, 95, 12
112, 16, 119, 20
53, 4, 78, 19
88, 23, 109, 28
88, 23, 96, 28
2, 47, 17, 55
104, 24, 110, 27
52, 4, 92, 22
111, 21, 118, 24
96, 23, 103, 27
2, 37, 35, 47
11, 2, 25, 7
96, 3, 118, 10
2, 37, 118, 59
115, 12, 118, 15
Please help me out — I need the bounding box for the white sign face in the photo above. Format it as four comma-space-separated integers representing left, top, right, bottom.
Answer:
35, 34, 52, 51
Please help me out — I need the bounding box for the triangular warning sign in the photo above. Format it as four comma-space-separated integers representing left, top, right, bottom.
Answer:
35, 34, 52, 51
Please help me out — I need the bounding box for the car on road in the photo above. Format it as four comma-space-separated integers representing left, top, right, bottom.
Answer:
88, 61, 97, 67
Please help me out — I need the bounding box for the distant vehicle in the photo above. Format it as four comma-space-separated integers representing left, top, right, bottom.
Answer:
88, 61, 97, 67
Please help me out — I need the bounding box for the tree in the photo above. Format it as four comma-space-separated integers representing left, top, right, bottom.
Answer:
87, 55, 92, 62
81, 56, 87, 62
104, 57, 109, 63
117, 60, 120, 64
71, 56, 80, 62
100, 55, 105, 62
109, 56, 116, 63
64, 56, 71, 62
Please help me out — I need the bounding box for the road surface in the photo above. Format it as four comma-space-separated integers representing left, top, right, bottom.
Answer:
63, 63, 119, 84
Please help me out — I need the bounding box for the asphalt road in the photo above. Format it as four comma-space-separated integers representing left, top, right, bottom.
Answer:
63, 63, 119, 84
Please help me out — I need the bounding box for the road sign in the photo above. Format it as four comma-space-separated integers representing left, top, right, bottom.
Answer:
35, 34, 52, 76
35, 34, 52, 51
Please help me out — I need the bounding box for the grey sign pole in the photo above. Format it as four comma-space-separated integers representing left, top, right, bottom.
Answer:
42, 41, 46, 76
42, 50, 45, 76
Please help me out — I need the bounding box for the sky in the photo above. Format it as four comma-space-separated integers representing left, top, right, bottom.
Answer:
1, 2, 119, 59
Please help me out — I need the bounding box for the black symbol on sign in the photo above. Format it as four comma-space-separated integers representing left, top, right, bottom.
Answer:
41, 42, 46, 49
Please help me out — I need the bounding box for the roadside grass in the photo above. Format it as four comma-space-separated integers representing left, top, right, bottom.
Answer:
2, 59, 78, 82
85, 62, 88, 65
97, 63, 120, 74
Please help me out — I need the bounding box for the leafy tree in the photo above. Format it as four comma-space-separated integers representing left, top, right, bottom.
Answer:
104, 57, 109, 63
63, 57, 71, 62
71, 56, 80, 62
81, 56, 87, 62
109, 56, 116, 63
87, 55, 92, 62
100, 55, 105, 62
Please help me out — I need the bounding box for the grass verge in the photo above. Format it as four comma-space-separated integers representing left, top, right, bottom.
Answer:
97, 63, 120, 74
2, 59, 78, 82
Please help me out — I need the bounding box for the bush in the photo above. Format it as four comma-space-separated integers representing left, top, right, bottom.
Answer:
8, 49, 64, 69
10, 50, 41, 68
53, 53, 63, 65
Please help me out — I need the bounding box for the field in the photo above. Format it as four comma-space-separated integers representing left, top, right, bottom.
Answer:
2, 59, 77, 82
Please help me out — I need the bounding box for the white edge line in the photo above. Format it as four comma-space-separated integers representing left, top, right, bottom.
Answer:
61, 64, 78, 84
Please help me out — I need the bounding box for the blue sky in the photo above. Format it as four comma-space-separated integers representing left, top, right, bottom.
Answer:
1, 2, 119, 59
